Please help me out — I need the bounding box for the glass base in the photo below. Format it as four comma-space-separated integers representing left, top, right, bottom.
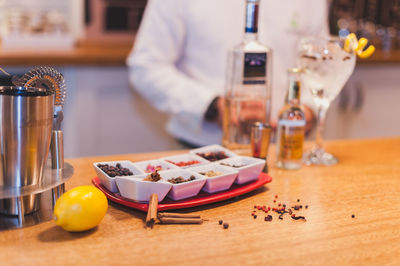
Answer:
303, 148, 338, 166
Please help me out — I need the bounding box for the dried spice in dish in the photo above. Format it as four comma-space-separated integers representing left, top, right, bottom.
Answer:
168, 175, 196, 184
145, 164, 163, 173
166, 159, 200, 167
143, 170, 162, 182
97, 163, 133, 177
199, 170, 224, 177
196, 151, 228, 161
220, 162, 246, 168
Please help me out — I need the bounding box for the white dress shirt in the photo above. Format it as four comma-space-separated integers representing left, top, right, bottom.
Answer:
127, 0, 328, 146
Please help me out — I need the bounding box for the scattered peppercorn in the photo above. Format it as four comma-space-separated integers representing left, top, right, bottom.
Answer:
219, 219, 223, 225
264, 215, 273, 221
223, 223, 229, 229
251, 198, 308, 222
351, 214, 355, 218
292, 205, 301, 211
291, 215, 306, 221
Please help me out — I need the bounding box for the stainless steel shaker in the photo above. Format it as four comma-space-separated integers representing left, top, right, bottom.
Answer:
0, 86, 54, 215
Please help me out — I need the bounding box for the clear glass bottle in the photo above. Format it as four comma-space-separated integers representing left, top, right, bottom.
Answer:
222, 0, 272, 155
276, 68, 305, 170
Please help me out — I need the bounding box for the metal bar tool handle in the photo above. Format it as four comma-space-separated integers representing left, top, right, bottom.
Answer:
51, 130, 64, 170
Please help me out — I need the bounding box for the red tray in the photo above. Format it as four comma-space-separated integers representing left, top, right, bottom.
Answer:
92, 173, 272, 212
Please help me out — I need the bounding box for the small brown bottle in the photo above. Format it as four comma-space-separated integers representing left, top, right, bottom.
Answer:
276, 68, 305, 170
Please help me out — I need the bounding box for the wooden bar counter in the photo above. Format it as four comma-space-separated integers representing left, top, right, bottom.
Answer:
0, 39, 399, 66
1, 137, 400, 265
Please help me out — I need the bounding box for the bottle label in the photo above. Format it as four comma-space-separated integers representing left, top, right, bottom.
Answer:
243, 52, 267, 85
278, 120, 305, 160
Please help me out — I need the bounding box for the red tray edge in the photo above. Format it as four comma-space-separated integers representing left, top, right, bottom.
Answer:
92, 173, 272, 212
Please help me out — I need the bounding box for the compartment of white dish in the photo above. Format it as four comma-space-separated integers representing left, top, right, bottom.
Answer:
161, 169, 206, 201
162, 153, 209, 168
132, 159, 178, 173
115, 173, 172, 202
93, 160, 142, 193
218, 156, 265, 184
189, 144, 237, 162
190, 163, 238, 193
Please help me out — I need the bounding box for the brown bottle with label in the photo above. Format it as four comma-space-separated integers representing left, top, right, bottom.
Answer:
276, 68, 305, 170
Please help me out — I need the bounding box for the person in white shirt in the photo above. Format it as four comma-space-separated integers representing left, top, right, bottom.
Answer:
127, 0, 329, 147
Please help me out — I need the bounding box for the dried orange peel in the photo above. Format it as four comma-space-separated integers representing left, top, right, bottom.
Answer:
344, 33, 375, 58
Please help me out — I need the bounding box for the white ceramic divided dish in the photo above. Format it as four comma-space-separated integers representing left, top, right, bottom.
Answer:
218, 156, 265, 184
161, 169, 206, 201
132, 159, 178, 173
189, 144, 237, 162
190, 163, 238, 193
162, 153, 209, 168
93, 160, 142, 193
115, 174, 172, 202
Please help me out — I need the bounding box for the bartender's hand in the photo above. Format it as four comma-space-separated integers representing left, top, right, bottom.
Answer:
207, 97, 315, 135
214, 97, 265, 125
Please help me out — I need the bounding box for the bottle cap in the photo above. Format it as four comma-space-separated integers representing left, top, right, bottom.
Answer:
288, 67, 305, 73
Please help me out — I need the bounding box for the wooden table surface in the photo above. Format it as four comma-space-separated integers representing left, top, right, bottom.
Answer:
1, 137, 400, 265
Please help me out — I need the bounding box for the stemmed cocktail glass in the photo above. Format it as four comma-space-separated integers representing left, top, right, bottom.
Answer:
297, 36, 356, 165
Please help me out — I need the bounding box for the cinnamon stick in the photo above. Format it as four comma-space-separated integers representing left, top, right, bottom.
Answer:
145, 193, 158, 228
158, 212, 201, 219
158, 217, 204, 224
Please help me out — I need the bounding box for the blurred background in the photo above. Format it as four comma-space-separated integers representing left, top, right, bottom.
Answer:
0, 0, 399, 158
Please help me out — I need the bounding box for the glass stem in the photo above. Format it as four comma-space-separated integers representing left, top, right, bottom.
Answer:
314, 103, 328, 151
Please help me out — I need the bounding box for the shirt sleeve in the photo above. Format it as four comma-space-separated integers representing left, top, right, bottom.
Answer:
126, 0, 219, 131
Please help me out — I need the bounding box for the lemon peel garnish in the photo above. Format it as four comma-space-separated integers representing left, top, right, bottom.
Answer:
357, 45, 375, 59
344, 33, 358, 53
344, 33, 375, 58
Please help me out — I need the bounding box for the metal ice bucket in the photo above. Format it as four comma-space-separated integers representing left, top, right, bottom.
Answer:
0, 86, 54, 215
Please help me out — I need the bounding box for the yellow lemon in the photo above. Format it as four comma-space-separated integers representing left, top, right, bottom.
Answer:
54, 186, 108, 232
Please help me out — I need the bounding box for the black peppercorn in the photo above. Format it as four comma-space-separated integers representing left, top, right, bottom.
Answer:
223, 223, 229, 229
264, 215, 272, 221
219, 219, 223, 225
